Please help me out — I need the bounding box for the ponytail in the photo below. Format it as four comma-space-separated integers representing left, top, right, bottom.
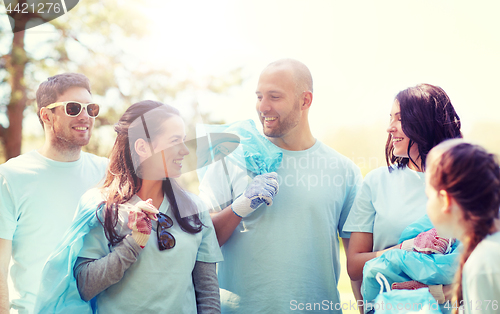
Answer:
428, 141, 500, 313
451, 216, 493, 313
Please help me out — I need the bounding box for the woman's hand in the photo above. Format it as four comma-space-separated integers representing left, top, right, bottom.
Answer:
127, 199, 159, 248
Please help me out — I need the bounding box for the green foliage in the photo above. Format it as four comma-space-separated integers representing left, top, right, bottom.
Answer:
0, 0, 243, 160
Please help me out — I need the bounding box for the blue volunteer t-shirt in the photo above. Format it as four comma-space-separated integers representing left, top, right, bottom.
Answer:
343, 165, 427, 251
77, 190, 223, 313
200, 140, 362, 313
0, 150, 107, 313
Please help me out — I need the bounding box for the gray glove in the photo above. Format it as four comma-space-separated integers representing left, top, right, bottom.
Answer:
231, 172, 279, 217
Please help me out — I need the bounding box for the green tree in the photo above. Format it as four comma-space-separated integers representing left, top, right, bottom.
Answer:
1, 0, 244, 164
0, 0, 149, 161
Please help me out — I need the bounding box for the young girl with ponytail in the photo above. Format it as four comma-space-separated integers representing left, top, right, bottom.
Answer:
426, 139, 500, 314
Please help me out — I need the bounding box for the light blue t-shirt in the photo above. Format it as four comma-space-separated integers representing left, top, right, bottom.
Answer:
462, 231, 500, 314
200, 140, 362, 313
78, 190, 223, 314
342, 166, 427, 251
0, 150, 108, 314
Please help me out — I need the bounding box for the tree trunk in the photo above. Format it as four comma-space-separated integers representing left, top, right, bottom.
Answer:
4, 30, 28, 160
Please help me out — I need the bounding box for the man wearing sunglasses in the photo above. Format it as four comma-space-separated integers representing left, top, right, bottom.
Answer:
199, 59, 363, 313
0, 73, 108, 313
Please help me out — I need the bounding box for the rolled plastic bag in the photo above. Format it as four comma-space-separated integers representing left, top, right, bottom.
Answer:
196, 119, 282, 180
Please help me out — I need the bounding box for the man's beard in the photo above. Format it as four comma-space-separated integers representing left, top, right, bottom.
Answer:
261, 101, 301, 138
51, 123, 89, 152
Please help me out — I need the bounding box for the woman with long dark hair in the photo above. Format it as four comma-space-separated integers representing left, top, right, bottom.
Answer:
342, 84, 462, 308
426, 139, 500, 314
72, 100, 222, 313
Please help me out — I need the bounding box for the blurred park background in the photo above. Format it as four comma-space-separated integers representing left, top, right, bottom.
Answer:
1, 1, 499, 312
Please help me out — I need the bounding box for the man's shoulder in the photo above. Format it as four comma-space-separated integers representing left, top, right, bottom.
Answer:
0, 150, 42, 177
0, 150, 39, 165
315, 141, 359, 170
316, 141, 348, 158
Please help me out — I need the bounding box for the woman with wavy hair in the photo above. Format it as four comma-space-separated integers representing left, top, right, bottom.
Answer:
67, 100, 221, 313
426, 139, 500, 314
343, 84, 462, 309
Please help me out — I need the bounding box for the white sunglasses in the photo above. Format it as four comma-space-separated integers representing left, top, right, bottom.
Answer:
46, 101, 100, 118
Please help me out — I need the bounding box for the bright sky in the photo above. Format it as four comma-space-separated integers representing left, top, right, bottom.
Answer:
2, 0, 500, 144
137, 0, 500, 140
